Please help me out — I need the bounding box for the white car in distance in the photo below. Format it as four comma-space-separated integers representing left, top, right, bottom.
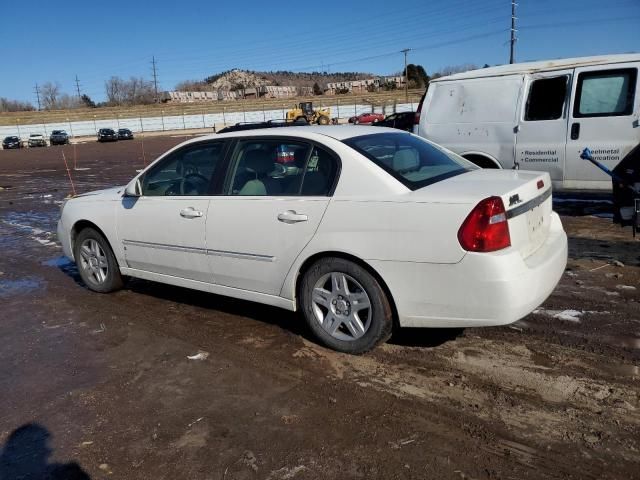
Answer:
58, 126, 567, 353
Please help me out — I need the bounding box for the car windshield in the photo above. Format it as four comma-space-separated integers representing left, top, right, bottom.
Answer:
6, 136, 18, 141
30, 134, 42, 137
52, 130, 63, 134
343, 132, 476, 190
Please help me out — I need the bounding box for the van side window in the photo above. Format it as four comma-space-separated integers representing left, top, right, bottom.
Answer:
525, 76, 568, 121
574, 68, 637, 117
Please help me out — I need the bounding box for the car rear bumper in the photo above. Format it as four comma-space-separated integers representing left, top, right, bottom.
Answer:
370, 212, 567, 328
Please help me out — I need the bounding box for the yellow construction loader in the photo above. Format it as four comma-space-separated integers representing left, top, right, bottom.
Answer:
286, 102, 331, 125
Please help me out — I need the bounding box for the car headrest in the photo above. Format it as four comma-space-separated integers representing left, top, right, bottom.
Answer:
244, 150, 273, 175
393, 149, 419, 172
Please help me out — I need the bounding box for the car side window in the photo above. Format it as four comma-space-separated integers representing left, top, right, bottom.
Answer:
525, 75, 569, 121
226, 140, 338, 196
574, 68, 637, 118
141, 141, 226, 196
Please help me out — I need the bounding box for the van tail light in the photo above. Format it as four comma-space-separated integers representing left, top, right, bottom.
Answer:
414, 91, 426, 125
458, 197, 511, 252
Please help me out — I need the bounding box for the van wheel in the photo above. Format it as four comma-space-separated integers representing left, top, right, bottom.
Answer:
74, 228, 123, 293
300, 258, 393, 354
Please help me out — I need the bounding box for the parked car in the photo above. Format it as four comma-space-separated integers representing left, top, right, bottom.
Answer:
50, 130, 70, 145
58, 125, 567, 354
414, 53, 640, 191
373, 112, 415, 132
2, 136, 22, 149
97, 128, 118, 142
28, 134, 47, 147
348, 112, 386, 124
117, 128, 134, 140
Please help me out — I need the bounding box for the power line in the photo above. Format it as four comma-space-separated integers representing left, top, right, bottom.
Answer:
34, 84, 41, 111
510, 0, 518, 64
151, 56, 159, 103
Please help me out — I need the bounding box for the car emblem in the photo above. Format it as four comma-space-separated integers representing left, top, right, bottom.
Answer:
509, 194, 522, 206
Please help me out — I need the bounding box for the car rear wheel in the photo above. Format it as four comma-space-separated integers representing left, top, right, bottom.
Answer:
74, 228, 123, 293
300, 258, 393, 354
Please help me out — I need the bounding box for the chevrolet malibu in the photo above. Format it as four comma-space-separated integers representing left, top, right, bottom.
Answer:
58, 126, 567, 354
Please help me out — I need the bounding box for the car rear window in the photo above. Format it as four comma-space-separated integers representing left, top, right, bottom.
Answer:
343, 132, 475, 190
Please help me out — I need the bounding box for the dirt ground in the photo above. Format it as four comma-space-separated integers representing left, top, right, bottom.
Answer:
0, 137, 638, 480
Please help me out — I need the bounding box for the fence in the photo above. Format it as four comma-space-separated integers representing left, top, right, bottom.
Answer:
0, 100, 417, 140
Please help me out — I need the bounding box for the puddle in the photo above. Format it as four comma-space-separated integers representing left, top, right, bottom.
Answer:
1, 211, 59, 247
42, 256, 73, 268
0, 277, 44, 297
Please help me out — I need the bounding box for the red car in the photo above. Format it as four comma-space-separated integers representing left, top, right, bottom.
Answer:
348, 112, 386, 124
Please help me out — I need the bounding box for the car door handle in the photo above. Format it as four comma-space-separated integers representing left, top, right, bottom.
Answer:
570, 122, 580, 140
277, 210, 308, 223
180, 207, 203, 218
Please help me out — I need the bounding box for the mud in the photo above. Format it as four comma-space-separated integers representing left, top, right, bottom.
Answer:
0, 138, 639, 479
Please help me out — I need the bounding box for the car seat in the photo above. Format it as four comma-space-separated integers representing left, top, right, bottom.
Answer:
238, 150, 282, 195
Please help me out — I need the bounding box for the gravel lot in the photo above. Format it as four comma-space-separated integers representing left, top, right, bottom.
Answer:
1, 137, 639, 479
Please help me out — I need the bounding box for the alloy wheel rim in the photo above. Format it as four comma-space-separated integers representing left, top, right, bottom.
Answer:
311, 272, 372, 341
79, 239, 108, 285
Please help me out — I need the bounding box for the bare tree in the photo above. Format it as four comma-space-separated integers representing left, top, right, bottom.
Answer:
0, 97, 35, 112
105, 76, 126, 106
56, 94, 82, 109
105, 76, 155, 106
41, 82, 61, 109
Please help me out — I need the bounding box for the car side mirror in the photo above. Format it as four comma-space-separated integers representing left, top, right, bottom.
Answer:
124, 178, 142, 197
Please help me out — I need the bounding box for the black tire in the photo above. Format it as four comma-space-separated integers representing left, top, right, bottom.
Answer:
74, 227, 123, 293
317, 115, 330, 125
300, 257, 393, 354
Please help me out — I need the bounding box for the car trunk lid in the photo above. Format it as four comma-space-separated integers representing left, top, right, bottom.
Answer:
410, 169, 553, 258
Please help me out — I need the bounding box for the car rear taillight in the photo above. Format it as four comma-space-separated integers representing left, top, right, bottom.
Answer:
414, 91, 426, 125
458, 196, 511, 252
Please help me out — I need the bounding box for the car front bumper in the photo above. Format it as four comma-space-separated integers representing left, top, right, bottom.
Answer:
57, 217, 74, 260
370, 212, 568, 328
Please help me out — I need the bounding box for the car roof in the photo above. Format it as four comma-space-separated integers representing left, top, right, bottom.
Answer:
204, 125, 402, 142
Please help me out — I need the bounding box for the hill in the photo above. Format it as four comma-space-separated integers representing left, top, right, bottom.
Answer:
174, 69, 377, 92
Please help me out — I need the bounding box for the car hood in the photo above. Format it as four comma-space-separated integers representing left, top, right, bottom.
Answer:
72, 186, 124, 201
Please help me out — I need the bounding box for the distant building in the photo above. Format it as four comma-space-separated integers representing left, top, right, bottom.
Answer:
326, 76, 405, 95
163, 84, 310, 103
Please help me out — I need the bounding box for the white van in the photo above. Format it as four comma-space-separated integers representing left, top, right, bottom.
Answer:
415, 54, 640, 191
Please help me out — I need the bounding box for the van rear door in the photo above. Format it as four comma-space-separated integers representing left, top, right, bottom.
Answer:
565, 63, 639, 189
514, 70, 572, 185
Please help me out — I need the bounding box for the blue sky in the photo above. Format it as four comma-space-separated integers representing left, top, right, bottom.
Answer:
1, 0, 639, 103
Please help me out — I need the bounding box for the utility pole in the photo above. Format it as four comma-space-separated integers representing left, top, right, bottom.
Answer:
34, 84, 42, 111
401, 48, 411, 103
151, 56, 159, 103
74, 75, 82, 98
510, 0, 517, 64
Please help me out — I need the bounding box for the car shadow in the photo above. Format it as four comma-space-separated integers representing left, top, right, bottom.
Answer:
0, 423, 91, 480
389, 327, 464, 348
125, 278, 309, 338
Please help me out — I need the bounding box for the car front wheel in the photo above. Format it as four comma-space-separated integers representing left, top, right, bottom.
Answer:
74, 228, 123, 293
300, 257, 393, 354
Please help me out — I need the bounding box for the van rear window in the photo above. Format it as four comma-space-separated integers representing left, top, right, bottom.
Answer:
343, 132, 475, 190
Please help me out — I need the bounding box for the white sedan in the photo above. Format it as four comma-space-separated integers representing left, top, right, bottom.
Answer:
58, 126, 567, 353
